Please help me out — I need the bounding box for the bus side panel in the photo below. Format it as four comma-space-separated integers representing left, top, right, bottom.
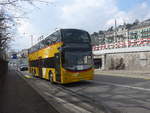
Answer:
42, 68, 55, 80
38, 42, 62, 82
28, 42, 63, 83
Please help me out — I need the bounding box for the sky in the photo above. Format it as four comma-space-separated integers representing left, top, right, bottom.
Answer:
10, 0, 150, 51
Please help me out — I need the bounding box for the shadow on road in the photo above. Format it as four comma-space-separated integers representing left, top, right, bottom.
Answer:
62, 81, 96, 87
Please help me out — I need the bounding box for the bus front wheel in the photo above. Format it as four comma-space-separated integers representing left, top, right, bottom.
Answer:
49, 72, 54, 84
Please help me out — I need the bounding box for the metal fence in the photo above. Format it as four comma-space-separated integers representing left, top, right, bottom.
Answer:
93, 38, 150, 51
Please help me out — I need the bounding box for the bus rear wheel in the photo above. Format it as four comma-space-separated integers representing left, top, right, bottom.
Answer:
49, 72, 54, 84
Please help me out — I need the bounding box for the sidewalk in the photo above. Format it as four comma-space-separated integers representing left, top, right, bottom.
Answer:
0, 68, 59, 113
94, 69, 150, 80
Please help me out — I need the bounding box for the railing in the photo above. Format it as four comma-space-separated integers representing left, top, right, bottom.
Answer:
93, 38, 150, 51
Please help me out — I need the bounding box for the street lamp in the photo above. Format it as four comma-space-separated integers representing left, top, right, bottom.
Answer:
23, 33, 34, 47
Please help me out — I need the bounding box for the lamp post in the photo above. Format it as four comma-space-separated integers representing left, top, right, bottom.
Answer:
23, 33, 34, 47
30, 35, 33, 46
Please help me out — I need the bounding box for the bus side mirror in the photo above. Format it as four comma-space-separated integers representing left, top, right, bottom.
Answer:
58, 47, 62, 52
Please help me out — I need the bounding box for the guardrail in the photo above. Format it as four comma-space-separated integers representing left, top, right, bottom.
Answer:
93, 38, 150, 51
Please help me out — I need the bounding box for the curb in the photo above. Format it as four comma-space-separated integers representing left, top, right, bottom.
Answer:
94, 71, 150, 80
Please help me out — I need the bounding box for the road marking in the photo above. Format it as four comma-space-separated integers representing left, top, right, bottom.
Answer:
144, 78, 150, 80
44, 92, 92, 113
24, 75, 32, 79
95, 81, 150, 92
95, 72, 150, 80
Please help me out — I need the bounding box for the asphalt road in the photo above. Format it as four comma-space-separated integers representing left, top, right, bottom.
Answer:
64, 75, 150, 113
0, 68, 59, 113
17, 70, 150, 113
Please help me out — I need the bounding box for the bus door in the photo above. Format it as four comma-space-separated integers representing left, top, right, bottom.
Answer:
55, 53, 61, 82
38, 57, 43, 78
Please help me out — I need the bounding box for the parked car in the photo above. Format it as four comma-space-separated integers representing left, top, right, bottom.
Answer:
19, 64, 28, 71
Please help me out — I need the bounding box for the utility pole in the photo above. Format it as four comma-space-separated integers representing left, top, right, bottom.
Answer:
31, 35, 33, 47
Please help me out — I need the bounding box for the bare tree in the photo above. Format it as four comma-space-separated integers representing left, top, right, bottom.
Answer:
0, 10, 10, 52
0, 0, 51, 55
0, 0, 49, 6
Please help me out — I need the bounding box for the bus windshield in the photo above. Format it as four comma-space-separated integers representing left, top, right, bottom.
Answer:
62, 51, 93, 71
62, 29, 90, 43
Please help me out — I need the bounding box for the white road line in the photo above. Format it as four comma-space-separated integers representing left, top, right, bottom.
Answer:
95, 81, 150, 92
44, 92, 92, 113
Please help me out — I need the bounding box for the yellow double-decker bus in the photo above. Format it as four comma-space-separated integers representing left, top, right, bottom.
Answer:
28, 29, 94, 84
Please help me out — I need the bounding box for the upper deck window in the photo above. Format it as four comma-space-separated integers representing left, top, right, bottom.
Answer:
62, 29, 90, 43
